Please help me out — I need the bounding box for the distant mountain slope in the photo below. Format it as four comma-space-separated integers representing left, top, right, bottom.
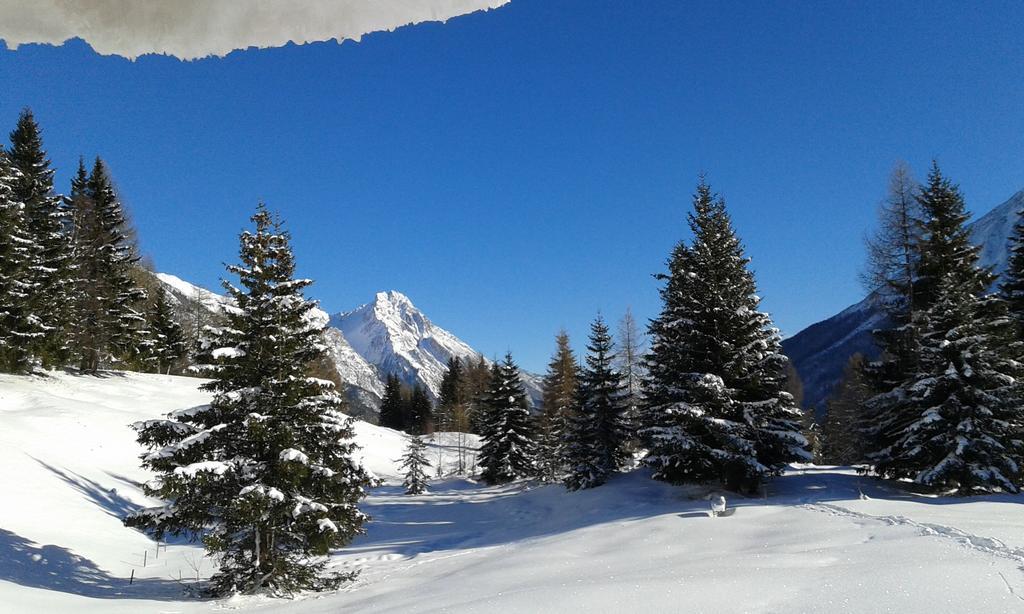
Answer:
783, 188, 1024, 415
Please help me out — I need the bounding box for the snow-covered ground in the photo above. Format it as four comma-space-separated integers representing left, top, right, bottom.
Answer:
2, 372, 1024, 613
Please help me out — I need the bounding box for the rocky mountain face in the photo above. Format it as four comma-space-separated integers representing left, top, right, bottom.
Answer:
331, 291, 543, 407
153, 276, 542, 419
782, 188, 1024, 417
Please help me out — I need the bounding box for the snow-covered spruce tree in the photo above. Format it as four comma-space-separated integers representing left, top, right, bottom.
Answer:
639, 180, 808, 492
862, 164, 989, 476
0, 147, 38, 373
141, 287, 186, 374
399, 434, 431, 495
7, 109, 69, 366
864, 167, 1024, 493
378, 374, 406, 430
536, 330, 580, 482
564, 315, 629, 490
127, 205, 373, 595
478, 353, 537, 485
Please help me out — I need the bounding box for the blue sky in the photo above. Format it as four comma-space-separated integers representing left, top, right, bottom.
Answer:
2, 1, 1024, 372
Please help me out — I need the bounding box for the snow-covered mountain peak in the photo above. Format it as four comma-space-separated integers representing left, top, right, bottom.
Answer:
332, 292, 480, 397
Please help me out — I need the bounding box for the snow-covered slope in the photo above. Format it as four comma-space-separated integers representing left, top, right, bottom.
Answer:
784, 188, 1024, 413
4, 372, 1024, 613
332, 291, 544, 406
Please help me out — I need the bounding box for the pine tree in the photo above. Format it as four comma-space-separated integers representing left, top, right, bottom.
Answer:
860, 168, 1019, 493
1000, 209, 1024, 327
378, 374, 405, 430
640, 180, 808, 492
536, 331, 580, 482
127, 205, 373, 595
406, 383, 433, 434
862, 169, 1022, 493
821, 354, 870, 465
478, 352, 536, 485
399, 434, 431, 495
141, 287, 186, 374
0, 147, 37, 373
563, 316, 629, 490
7, 109, 68, 366
88, 158, 147, 365
67, 158, 147, 371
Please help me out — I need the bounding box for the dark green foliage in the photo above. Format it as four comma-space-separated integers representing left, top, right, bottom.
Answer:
7, 109, 72, 366
127, 205, 373, 595
563, 316, 629, 490
378, 374, 405, 430
399, 434, 431, 495
141, 287, 186, 374
406, 383, 433, 435
640, 180, 808, 492
0, 147, 37, 372
1000, 209, 1024, 327
68, 158, 147, 371
478, 353, 536, 484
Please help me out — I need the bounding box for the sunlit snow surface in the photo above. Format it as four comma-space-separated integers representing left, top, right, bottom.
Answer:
2, 371, 1023, 612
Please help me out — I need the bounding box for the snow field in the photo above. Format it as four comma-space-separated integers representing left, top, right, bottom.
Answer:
2, 372, 1024, 613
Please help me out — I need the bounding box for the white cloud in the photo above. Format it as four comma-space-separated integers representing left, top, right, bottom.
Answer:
0, 0, 510, 61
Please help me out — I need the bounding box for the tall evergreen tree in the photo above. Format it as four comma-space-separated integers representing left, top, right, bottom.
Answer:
863, 167, 1022, 493
536, 331, 580, 482
1000, 209, 1024, 327
0, 147, 36, 372
141, 287, 186, 374
563, 316, 629, 490
399, 434, 431, 495
378, 373, 406, 430
640, 180, 808, 492
88, 158, 147, 364
864, 162, 1024, 493
127, 205, 373, 595
7, 109, 68, 365
67, 158, 147, 371
406, 383, 433, 434
478, 353, 536, 485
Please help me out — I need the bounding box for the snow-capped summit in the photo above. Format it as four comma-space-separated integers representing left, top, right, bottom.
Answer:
332, 291, 483, 399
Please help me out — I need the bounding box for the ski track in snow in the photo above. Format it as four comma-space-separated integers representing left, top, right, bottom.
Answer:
800, 501, 1024, 569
